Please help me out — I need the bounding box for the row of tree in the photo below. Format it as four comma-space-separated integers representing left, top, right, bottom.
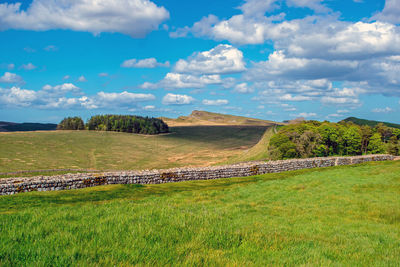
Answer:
269, 121, 400, 159
57, 115, 169, 135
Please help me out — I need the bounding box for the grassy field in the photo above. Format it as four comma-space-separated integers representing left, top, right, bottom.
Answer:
1, 161, 399, 265
0, 126, 267, 175
225, 126, 277, 163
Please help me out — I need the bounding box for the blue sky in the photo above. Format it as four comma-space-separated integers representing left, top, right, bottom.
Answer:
0, 0, 399, 123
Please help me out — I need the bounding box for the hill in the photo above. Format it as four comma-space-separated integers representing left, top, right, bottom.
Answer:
0, 121, 57, 132
0, 126, 268, 175
341, 117, 400, 129
161, 110, 283, 127
1, 160, 399, 265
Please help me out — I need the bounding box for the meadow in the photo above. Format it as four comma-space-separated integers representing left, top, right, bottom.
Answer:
1, 161, 399, 265
0, 126, 267, 176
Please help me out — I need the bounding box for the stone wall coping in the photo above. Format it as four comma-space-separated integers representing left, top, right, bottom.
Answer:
0, 154, 394, 195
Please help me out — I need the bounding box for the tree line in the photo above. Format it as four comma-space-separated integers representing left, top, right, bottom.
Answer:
57, 115, 169, 135
269, 121, 400, 159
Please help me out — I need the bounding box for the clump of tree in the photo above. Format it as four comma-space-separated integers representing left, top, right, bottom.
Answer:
268, 121, 400, 159
57, 117, 85, 130
86, 115, 169, 135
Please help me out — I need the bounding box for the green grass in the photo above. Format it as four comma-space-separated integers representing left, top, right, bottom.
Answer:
1, 161, 399, 265
0, 126, 267, 175
225, 126, 277, 163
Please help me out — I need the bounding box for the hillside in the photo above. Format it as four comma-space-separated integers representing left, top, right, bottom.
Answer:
1, 161, 399, 265
341, 117, 400, 129
0, 126, 268, 175
161, 110, 284, 127
0, 121, 57, 132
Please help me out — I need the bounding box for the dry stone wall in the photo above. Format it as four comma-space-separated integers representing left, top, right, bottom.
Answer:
0, 154, 394, 195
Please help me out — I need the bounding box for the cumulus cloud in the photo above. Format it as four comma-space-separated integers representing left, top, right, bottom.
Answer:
143, 105, 156, 110
162, 93, 195, 105
286, 0, 330, 13
0, 86, 37, 107
98, 73, 109, 77
21, 63, 36, 70
372, 0, 400, 24
0, 0, 169, 37
233, 83, 254, 94
239, 0, 280, 17
0, 72, 23, 83
77, 75, 87, 82
121, 58, 170, 68
372, 107, 394, 113
246, 50, 358, 81
291, 112, 317, 118
280, 21, 400, 60
0, 83, 154, 110
202, 99, 229, 105
174, 44, 246, 74
140, 73, 223, 90
42, 83, 81, 95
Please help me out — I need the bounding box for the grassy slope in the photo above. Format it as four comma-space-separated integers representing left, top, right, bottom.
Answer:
161, 110, 282, 127
1, 161, 399, 265
0, 126, 267, 174
342, 117, 400, 129
225, 126, 277, 163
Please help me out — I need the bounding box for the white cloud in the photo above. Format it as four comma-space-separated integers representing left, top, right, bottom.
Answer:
233, 83, 254, 94
0, 0, 169, 37
202, 99, 229, 105
174, 44, 246, 74
286, 0, 330, 13
7, 63, 14, 70
0, 86, 37, 107
282, 21, 400, 60
239, 0, 280, 17
121, 58, 170, 68
291, 112, 317, 118
143, 105, 156, 110
63, 75, 70, 80
44, 45, 58, 51
279, 94, 312, 101
140, 73, 223, 89
42, 83, 81, 95
372, 0, 400, 24
162, 93, 195, 105
77, 75, 87, 82
372, 107, 394, 113
0, 72, 23, 83
98, 73, 109, 77
21, 63, 36, 70
0, 84, 154, 110
246, 50, 358, 81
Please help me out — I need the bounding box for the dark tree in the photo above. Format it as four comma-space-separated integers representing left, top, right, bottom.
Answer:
57, 117, 85, 130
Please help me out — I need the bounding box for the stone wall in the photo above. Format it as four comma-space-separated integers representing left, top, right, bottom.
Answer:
0, 154, 394, 195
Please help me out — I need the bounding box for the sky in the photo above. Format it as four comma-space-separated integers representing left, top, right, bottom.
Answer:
0, 0, 399, 123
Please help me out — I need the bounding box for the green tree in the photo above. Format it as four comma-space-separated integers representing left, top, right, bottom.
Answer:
367, 133, 385, 154
341, 126, 362, 155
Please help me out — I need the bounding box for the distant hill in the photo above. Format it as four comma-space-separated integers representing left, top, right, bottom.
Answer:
161, 110, 284, 127
0, 121, 57, 132
341, 117, 400, 129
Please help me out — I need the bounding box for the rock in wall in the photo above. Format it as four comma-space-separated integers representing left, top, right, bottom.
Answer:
0, 154, 394, 195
